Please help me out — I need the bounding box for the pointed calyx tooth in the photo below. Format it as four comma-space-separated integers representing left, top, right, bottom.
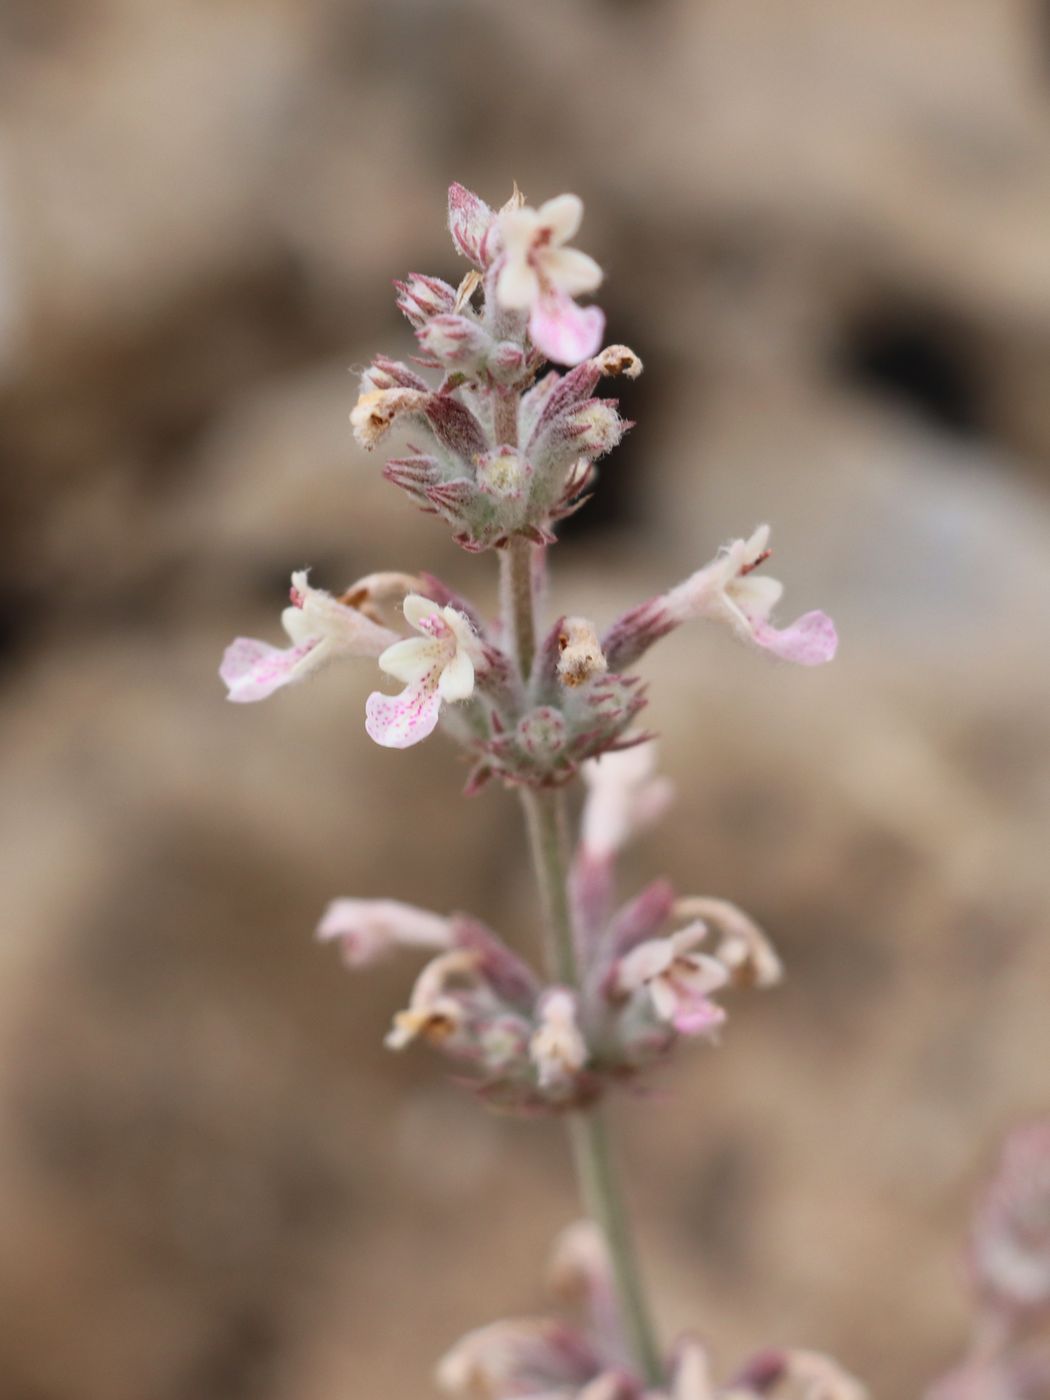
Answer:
557, 617, 608, 687
595, 344, 643, 379
454, 269, 483, 311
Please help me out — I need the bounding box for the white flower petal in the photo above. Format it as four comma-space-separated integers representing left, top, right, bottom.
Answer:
402, 592, 442, 630
542, 246, 603, 297
616, 937, 675, 992
730, 574, 783, 621
498, 206, 540, 257
497, 258, 541, 310
648, 976, 679, 1023
538, 193, 583, 245
378, 635, 441, 685
438, 647, 475, 702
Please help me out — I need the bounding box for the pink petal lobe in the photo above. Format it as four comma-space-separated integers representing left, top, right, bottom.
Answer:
529, 292, 605, 366
673, 1000, 726, 1038
751, 610, 838, 666
365, 683, 442, 749
220, 637, 316, 702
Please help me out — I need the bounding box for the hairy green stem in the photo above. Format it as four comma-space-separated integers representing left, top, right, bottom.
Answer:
502, 535, 537, 683
502, 542, 663, 1387
569, 1108, 664, 1386
520, 787, 578, 986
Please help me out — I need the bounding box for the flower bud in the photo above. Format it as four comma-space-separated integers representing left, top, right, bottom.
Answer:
516, 706, 569, 763
568, 401, 626, 459
394, 273, 457, 329
448, 182, 497, 266
489, 340, 528, 383
476, 447, 532, 500
417, 313, 493, 369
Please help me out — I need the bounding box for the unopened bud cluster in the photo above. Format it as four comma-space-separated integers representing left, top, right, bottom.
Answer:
319, 745, 782, 1113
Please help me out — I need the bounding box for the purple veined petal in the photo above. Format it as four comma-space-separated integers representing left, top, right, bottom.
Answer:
751, 610, 838, 666
365, 679, 443, 749
219, 636, 318, 702
529, 291, 605, 366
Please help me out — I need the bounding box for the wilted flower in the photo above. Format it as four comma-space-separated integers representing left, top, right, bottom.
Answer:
385, 949, 488, 1051
672, 897, 783, 990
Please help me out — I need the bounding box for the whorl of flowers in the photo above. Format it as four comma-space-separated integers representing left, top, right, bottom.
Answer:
218, 183, 854, 1397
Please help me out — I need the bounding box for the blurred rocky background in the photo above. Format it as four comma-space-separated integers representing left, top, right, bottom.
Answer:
1, 0, 1049, 1395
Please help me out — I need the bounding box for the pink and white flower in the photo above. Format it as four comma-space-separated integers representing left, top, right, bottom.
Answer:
497, 194, 605, 366
613, 925, 729, 1038
316, 898, 452, 968
581, 743, 674, 862
664, 525, 837, 667
530, 989, 589, 1095
220, 570, 398, 703
366, 594, 480, 749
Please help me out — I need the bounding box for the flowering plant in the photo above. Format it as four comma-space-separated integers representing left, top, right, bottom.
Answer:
221, 182, 858, 1397
929, 1121, 1050, 1400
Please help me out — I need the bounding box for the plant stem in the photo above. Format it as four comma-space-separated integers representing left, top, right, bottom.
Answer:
520, 787, 578, 986
501, 535, 537, 684
569, 1108, 664, 1387
503, 557, 663, 1387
